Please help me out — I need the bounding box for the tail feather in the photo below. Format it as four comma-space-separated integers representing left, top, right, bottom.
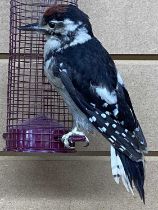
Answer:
119, 151, 145, 203
111, 146, 145, 203
111, 146, 134, 194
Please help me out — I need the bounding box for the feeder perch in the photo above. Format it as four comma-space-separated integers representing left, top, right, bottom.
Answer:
3, 0, 86, 153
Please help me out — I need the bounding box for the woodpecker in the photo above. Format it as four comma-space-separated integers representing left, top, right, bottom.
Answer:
20, 4, 147, 202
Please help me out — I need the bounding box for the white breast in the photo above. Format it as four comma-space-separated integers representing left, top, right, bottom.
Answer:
44, 38, 61, 58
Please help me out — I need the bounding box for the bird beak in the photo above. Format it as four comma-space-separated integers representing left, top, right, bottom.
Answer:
19, 22, 49, 34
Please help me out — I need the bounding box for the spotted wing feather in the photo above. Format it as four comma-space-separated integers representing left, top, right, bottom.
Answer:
59, 70, 142, 162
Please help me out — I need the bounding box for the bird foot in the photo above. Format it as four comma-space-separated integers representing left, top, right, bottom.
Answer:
61, 127, 89, 149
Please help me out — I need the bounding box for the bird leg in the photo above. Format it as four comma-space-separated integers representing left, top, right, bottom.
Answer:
61, 127, 90, 149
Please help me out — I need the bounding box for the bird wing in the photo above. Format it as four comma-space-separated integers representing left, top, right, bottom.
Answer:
58, 70, 143, 162
53, 38, 147, 162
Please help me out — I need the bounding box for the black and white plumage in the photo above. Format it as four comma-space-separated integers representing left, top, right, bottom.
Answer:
20, 4, 147, 202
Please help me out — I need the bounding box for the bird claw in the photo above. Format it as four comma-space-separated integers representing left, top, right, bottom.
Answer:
61, 134, 75, 149
61, 128, 89, 149
84, 137, 90, 147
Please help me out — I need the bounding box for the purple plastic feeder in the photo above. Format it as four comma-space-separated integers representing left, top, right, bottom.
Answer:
4, 116, 73, 152
4, 116, 86, 152
3, 0, 86, 153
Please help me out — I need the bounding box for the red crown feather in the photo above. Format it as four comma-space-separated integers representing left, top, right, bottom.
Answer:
44, 4, 68, 17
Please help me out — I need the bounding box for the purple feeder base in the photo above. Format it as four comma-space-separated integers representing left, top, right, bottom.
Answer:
3, 116, 86, 153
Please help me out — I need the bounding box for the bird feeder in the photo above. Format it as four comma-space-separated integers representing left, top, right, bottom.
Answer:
3, 0, 86, 153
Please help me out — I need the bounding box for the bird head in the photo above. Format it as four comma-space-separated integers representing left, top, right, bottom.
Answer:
20, 4, 93, 39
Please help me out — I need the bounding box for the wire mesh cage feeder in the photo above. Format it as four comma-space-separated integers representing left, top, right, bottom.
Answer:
3, 0, 86, 153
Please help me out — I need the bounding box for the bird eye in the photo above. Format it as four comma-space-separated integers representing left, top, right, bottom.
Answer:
48, 22, 56, 28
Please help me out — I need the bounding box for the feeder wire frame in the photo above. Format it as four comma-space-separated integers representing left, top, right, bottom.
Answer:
4, 0, 79, 152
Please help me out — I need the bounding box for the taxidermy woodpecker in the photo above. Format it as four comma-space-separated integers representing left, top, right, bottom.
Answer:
20, 4, 147, 202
